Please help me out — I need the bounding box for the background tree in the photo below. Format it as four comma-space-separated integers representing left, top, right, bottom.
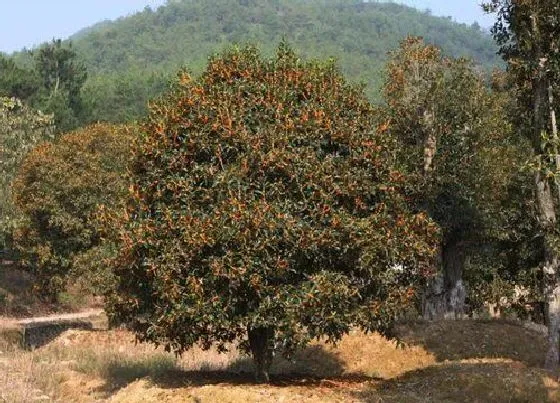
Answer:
4, 0, 500, 124
0, 97, 53, 253
0, 56, 41, 101
31, 40, 88, 132
464, 71, 544, 322
81, 68, 168, 124
383, 37, 519, 319
106, 44, 439, 382
1, 40, 89, 133
12, 124, 133, 300
484, 0, 560, 370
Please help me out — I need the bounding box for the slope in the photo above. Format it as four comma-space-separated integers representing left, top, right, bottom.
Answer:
14, 0, 503, 123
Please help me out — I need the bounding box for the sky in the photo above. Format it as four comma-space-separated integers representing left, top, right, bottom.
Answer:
0, 1, 494, 54
397, 1, 494, 27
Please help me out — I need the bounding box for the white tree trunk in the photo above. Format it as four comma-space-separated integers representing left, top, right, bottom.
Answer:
423, 111, 437, 175
545, 279, 560, 371
535, 170, 560, 371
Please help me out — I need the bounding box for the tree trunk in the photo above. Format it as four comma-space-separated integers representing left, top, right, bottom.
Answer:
544, 242, 560, 372
420, 108, 445, 320
531, 13, 560, 371
547, 83, 560, 204
442, 238, 467, 319
422, 247, 445, 320
535, 170, 560, 371
422, 272, 446, 320
248, 326, 275, 383
422, 239, 467, 320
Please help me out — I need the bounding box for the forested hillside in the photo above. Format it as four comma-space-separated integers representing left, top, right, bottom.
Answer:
10, 0, 500, 123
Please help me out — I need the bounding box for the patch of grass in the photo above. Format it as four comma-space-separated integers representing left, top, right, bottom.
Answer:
75, 351, 177, 391
0, 326, 23, 350
0, 348, 67, 403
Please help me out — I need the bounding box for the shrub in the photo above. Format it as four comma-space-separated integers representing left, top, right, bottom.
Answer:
12, 123, 133, 300
0, 97, 53, 250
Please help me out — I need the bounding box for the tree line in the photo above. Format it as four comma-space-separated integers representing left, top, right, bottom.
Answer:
2, 0, 500, 125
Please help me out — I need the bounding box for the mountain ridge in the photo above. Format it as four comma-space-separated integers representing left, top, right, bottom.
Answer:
9, 0, 502, 123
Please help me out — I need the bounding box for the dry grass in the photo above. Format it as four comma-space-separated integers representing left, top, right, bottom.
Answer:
360, 359, 559, 403
0, 320, 558, 402
395, 320, 547, 367
0, 338, 66, 402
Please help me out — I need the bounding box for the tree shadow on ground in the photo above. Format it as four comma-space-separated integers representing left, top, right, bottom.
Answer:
356, 361, 559, 403
96, 343, 373, 398
395, 320, 547, 368
24, 322, 94, 349
85, 320, 552, 401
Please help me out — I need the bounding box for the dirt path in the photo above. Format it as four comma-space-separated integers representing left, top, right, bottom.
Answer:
0, 309, 105, 328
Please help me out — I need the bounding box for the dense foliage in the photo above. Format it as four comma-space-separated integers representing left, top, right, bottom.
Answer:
5, 0, 501, 125
81, 68, 169, 124
0, 97, 53, 251
107, 44, 439, 381
12, 124, 133, 300
484, 0, 560, 371
1, 40, 88, 133
0, 58, 40, 101
382, 37, 522, 317
3, 0, 555, 382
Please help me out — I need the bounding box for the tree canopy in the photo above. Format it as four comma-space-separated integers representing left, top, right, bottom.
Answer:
382, 37, 521, 318
484, 0, 560, 370
1, 41, 88, 134
106, 44, 439, 381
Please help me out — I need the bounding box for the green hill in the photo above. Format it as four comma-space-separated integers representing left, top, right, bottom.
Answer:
15, 0, 503, 123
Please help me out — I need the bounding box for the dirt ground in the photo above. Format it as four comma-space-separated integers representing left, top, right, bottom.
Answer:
1, 319, 558, 402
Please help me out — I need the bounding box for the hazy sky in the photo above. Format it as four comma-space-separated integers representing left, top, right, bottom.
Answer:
0, 1, 494, 53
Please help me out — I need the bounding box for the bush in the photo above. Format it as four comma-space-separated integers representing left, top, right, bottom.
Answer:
107, 44, 439, 382
12, 123, 133, 300
0, 97, 53, 250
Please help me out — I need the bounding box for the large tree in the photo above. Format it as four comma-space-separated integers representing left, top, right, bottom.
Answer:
106, 44, 439, 382
484, 0, 560, 370
383, 37, 517, 319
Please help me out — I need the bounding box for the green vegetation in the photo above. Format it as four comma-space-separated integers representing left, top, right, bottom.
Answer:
2, 0, 501, 126
383, 37, 523, 318
74, 0, 499, 120
106, 44, 439, 382
3, 0, 560, 385
11, 124, 133, 300
484, 0, 560, 371
0, 97, 54, 251
1, 40, 88, 133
